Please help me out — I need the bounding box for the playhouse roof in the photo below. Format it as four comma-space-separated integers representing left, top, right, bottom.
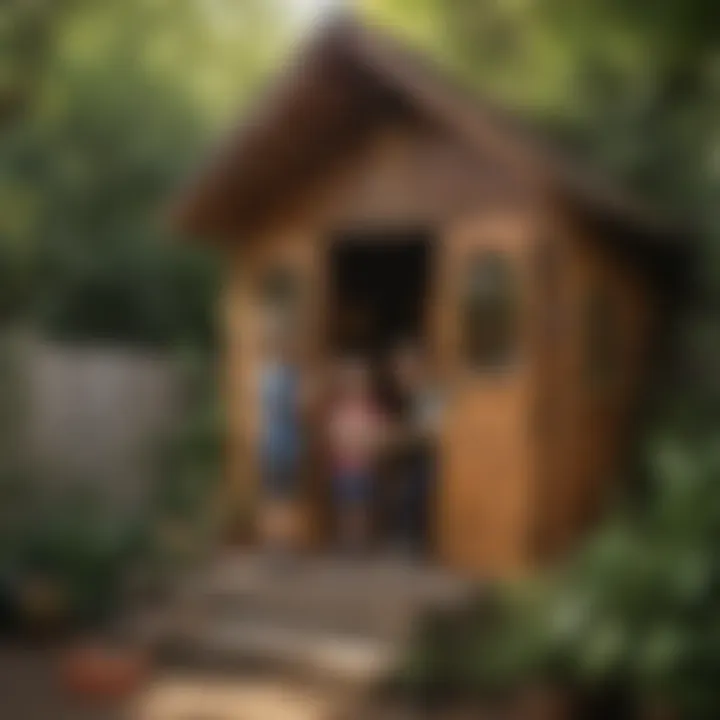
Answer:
170, 15, 691, 282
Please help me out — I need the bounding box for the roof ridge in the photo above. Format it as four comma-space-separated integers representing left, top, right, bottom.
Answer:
170, 14, 689, 256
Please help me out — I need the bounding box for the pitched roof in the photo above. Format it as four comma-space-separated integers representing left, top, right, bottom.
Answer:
169, 14, 691, 282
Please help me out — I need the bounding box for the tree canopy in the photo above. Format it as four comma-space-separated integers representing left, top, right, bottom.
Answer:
0, 0, 292, 345
4, 0, 718, 352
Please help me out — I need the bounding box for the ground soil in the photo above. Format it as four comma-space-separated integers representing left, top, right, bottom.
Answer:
0, 645, 389, 720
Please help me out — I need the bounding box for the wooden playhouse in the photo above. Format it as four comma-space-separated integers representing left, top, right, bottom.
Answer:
171, 18, 689, 576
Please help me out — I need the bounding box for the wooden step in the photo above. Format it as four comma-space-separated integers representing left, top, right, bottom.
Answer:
148, 552, 476, 685
194, 554, 473, 640
163, 618, 399, 684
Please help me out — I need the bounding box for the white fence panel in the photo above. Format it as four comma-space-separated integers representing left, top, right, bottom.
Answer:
11, 336, 186, 510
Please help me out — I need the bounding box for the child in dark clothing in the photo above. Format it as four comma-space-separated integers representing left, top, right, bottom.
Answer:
390, 343, 444, 555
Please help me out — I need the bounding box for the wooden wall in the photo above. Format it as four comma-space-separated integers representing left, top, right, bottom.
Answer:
436, 214, 538, 577
222, 230, 321, 543
221, 108, 655, 575
222, 111, 535, 564
532, 206, 657, 561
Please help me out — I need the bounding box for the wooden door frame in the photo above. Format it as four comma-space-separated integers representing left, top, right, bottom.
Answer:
318, 227, 441, 554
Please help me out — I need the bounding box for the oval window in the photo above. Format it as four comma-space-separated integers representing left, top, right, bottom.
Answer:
462, 251, 518, 370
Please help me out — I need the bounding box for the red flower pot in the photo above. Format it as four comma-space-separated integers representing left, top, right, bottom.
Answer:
512, 684, 574, 720
59, 643, 149, 702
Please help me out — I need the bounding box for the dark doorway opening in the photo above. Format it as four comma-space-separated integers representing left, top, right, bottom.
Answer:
326, 229, 435, 554
329, 229, 433, 358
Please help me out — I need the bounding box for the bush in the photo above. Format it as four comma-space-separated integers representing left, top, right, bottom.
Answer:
151, 359, 224, 565
0, 477, 152, 630
400, 434, 720, 719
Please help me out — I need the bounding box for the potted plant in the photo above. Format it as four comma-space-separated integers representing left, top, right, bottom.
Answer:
59, 638, 150, 701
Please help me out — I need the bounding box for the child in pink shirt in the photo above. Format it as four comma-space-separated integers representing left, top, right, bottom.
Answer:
326, 360, 386, 553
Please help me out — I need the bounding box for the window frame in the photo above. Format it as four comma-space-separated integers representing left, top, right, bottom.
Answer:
460, 249, 520, 373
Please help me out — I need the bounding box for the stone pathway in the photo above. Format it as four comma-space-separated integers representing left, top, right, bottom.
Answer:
0, 553, 478, 720
0, 647, 404, 720
136, 674, 351, 720
156, 552, 474, 684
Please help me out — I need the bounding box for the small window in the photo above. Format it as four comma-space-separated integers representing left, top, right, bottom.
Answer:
258, 266, 302, 332
260, 267, 299, 310
585, 287, 618, 388
462, 251, 518, 370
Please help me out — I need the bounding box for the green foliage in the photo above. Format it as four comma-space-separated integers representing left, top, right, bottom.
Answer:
0, 346, 224, 630
0, 0, 73, 122
0, 0, 292, 346
540, 437, 720, 717
401, 434, 720, 717
0, 474, 152, 627
155, 389, 223, 521
1, 64, 213, 343
365, 0, 720, 207
150, 353, 225, 568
